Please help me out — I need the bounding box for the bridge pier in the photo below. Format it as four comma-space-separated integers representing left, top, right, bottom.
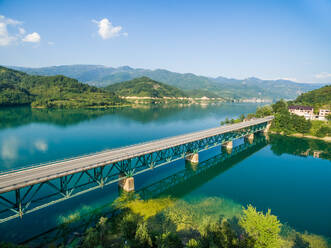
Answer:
222, 141, 233, 154
119, 175, 135, 192
245, 133, 254, 144
264, 122, 272, 134
185, 153, 199, 164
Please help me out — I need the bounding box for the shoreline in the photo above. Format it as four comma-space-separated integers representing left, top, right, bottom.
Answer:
270, 131, 331, 142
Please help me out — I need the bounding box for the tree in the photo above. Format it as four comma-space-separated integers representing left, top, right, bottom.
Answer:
326, 114, 331, 121
239, 205, 282, 248
82, 227, 100, 248
315, 126, 331, 138
187, 239, 199, 248
255, 106, 273, 117
156, 232, 183, 248
135, 222, 153, 247
292, 115, 311, 134
272, 100, 287, 114
198, 218, 239, 248
292, 234, 309, 248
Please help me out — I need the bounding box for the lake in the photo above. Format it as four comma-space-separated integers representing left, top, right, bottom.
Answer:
0, 103, 330, 244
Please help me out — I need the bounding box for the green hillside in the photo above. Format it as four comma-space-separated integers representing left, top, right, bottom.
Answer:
290, 85, 331, 109
0, 66, 125, 108
104, 76, 187, 98
12, 65, 324, 101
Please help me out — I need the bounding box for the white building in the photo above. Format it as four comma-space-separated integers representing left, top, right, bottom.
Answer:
288, 105, 314, 120
318, 109, 330, 121
288, 106, 330, 121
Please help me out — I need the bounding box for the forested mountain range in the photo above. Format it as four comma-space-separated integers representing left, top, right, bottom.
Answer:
0, 66, 125, 108
11, 65, 325, 101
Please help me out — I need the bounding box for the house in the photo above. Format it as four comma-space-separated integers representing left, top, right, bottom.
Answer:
288, 105, 314, 120
288, 106, 330, 121
318, 109, 330, 121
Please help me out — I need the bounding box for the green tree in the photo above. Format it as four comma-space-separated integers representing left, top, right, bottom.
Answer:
135, 222, 153, 248
120, 212, 140, 241
315, 126, 331, 138
156, 232, 183, 248
187, 239, 199, 248
239, 114, 246, 121
326, 114, 331, 121
239, 205, 282, 248
292, 115, 311, 134
272, 100, 287, 114
255, 106, 273, 117
82, 227, 100, 248
292, 234, 309, 248
96, 216, 108, 245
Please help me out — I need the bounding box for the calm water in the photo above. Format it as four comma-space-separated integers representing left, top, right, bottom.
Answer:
0, 103, 330, 243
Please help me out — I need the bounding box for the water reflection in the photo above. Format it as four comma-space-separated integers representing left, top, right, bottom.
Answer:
0, 103, 262, 129
269, 134, 331, 161
0, 103, 262, 171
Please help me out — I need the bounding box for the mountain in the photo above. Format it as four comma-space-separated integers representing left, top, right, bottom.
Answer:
0, 66, 125, 108
10, 65, 324, 101
289, 84, 331, 109
104, 76, 187, 98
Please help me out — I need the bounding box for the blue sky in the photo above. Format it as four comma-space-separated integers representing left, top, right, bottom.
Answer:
0, 0, 331, 83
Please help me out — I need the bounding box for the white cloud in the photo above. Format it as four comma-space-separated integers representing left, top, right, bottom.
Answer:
0, 15, 41, 46
48, 41, 55, 45
0, 15, 20, 46
315, 72, 331, 79
0, 15, 21, 25
1, 137, 19, 160
281, 77, 298, 82
19, 27, 26, 35
34, 140, 48, 152
22, 32, 41, 43
92, 18, 126, 39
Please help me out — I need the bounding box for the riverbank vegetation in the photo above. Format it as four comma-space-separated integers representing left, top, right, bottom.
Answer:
0, 66, 126, 108
38, 194, 330, 247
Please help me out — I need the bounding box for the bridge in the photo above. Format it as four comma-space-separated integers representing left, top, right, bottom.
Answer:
0, 116, 273, 223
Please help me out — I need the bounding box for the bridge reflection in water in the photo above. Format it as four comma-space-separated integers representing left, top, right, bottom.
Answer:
139, 134, 268, 200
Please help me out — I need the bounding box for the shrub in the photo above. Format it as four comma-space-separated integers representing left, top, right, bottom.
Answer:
135, 222, 153, 247
315, 126, 331, 138
156, 232, 183, 248
239, 205, 282, 248
187, 238, 199, 248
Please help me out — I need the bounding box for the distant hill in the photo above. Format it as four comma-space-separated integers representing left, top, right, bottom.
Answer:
10, 65, 324, 101
104, 76, 187, 98
0, 66, 125, 108
290, 85, 331, 109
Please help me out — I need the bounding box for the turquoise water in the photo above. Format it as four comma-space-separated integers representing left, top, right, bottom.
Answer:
0, 103, 330, 243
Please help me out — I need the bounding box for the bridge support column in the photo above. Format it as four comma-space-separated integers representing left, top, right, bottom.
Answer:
222, 141, 233, 154
264, 122, 271, 134
119, 175, 135, 192
185, 153, 199, 164
245, 133, 254, 144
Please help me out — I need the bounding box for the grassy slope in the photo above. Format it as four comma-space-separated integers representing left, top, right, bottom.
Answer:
0, 66, 125, 108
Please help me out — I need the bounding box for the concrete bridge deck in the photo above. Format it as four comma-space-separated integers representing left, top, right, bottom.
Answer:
0, 116, 273, 194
